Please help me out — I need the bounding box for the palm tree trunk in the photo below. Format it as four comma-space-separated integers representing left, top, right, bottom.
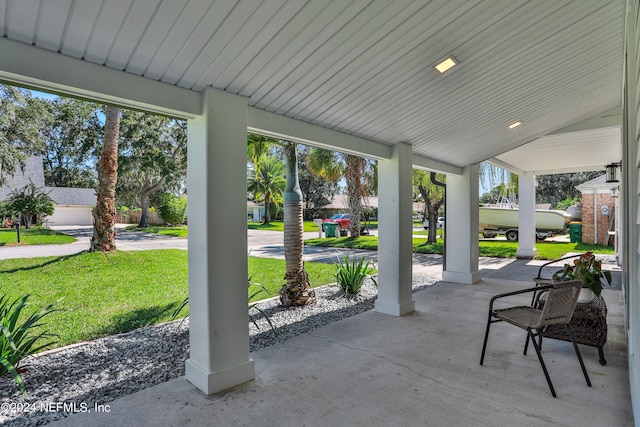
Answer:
280, 142, 315, 306
264, 191, 271, 224
90, 106, 120, 252
345, 155, 364, 238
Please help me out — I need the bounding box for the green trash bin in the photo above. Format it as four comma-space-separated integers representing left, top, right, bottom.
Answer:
569, 222, 582, 243
323, 222, 339, 238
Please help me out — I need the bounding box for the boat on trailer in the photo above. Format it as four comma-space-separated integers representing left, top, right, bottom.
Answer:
479, 206, 570, 241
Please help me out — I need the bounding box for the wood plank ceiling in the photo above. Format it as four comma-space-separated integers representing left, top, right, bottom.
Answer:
0, 0, 626, 169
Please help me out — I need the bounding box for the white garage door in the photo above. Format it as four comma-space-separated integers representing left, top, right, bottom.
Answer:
47, 206, 94, 226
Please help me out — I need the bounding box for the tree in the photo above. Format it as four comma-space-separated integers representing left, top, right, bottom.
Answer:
536, 171, 601, 207
247, 133, 275, 174
479, 162, 518, 205
118, 111, 187, 227
0, 84, 48, 185
297, 146, 338, 219
247, 155, 286, 224
90, 106, 120, 252
5, 182, 54, 227
157, 192, 187, 225
413, 170, 445, 244
279, 141, 316, 306
308, 149, 374, 238
41, 97, 102, 188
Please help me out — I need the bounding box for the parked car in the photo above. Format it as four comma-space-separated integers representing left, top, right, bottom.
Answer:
423, 217, 445, 230
322, 213, 350, 236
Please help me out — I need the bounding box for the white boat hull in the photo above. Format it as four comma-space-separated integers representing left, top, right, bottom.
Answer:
479, 207, 569, 232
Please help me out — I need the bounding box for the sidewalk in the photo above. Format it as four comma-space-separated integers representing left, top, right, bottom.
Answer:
0, 225, 188, 260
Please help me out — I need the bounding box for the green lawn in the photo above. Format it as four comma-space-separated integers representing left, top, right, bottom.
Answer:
247, 220, 319, 232
0, 250, 336, 349
0, 227, 76, 246
306, 236, 380, 250
307, 236, 614, 260
124, 225, 188, 238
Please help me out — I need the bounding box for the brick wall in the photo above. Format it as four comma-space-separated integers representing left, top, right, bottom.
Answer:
580, 193, 616, 245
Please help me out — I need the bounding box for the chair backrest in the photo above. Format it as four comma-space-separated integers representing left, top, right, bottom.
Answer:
535, 280, 583, 328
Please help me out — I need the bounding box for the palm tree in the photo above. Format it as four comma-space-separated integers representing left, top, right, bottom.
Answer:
280, 141, 316, 306
413, 170, 445, 244
90, 106, 120, 252
247, 133, 274, 174
247, 155, 286, 224
308, 149, 373, 238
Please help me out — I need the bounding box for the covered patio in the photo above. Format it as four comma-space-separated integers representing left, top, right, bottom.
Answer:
0, 0, 638, 424
51, 274, 632, 426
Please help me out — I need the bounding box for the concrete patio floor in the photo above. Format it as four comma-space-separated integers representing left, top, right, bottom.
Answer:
50, 276, 632, 427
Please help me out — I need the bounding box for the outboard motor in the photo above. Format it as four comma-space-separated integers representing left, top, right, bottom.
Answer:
567, 204, 582, 222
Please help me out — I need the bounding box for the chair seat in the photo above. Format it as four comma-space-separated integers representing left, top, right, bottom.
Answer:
495, 306, 543, 329
480, 280, 590, 397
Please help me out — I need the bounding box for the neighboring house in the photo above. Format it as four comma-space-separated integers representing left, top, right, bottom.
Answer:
576, 174, 619, 248
318, 194, 425, 219
318, 194, 377, 218
247, 200, 264, 222
0, 156, 96, 226
320, 195, 431, 219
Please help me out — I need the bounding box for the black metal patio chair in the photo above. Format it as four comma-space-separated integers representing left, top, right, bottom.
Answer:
479, 280, 591, 397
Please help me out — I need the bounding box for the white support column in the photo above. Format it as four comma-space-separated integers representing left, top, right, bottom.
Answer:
185, 88, 254, 395
375, 142, 415, 316
517, 171, 536, 258
443, 164, 481, 284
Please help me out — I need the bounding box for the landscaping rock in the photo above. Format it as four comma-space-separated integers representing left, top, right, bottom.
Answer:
0, 275, 437, 426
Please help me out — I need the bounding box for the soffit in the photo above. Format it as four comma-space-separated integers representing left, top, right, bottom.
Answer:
0, 0, 626, 168
493, 126, 622, 175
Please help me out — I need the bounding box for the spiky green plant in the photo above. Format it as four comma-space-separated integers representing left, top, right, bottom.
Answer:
334, 254, 377, 295
248, 283, 276, 334
0, 294, 60, 395
172, 278, 276, 336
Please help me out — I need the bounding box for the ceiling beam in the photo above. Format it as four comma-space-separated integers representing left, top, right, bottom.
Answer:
247, 107, 392, 159
412, 155, 463, 175
0, 37, 201, 118
486, 158, 524, 175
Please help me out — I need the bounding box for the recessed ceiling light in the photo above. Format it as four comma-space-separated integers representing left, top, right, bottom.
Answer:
434, 56, 458, 74
508, 121, 522, 129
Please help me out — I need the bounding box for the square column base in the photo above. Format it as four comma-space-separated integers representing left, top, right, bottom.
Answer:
185, 358, 255, 395
442, 270, 482, 284
516, 248, 536, 259
375, 299, 415, 316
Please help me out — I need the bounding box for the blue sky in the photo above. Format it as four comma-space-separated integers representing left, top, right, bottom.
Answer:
30, 89, 58, 100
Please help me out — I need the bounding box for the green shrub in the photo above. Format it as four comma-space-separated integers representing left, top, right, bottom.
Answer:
157, 193, 187, 225
556, 197, 576, 211
1, 294, 60, 395
335, 254, 377, 295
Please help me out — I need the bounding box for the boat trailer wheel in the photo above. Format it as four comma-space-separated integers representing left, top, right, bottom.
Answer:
505, 230, 518, 241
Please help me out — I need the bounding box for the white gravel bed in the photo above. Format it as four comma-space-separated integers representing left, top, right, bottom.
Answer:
0, 275, 437, 426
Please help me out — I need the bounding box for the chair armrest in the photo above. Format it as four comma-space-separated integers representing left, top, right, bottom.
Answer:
489, 284, 553, 311
535, 254, 582, 279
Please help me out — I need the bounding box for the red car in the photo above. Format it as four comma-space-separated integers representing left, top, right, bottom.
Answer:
322, 213, 350, 236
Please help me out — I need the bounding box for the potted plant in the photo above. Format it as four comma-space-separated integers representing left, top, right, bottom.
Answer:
552, 252, 612, 302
